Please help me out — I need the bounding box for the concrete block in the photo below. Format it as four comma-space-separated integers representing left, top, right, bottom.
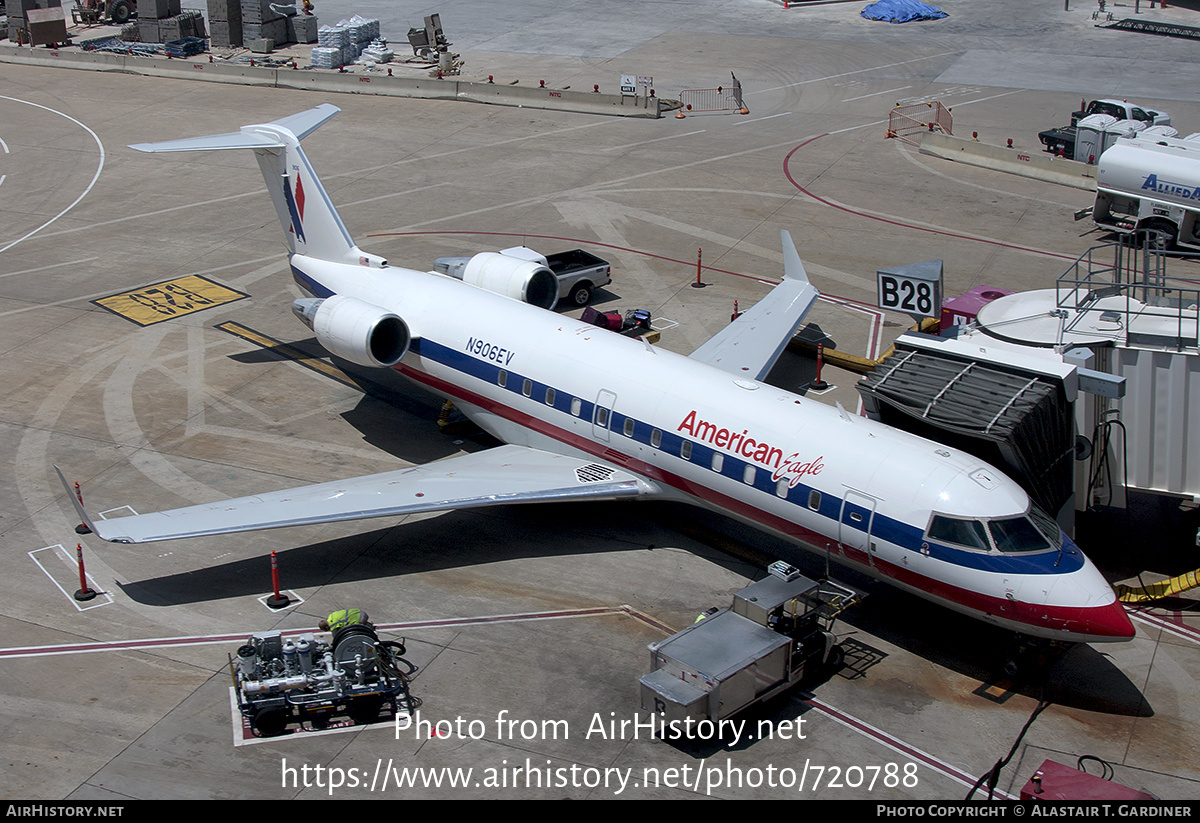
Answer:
208, 18, 242, 46
136, 18, 159, 41
206, 0, 240, 23
156, 16, 181, 42
139, 0, 178, 20
243, 15, 285, 44
239, 0, 273, 24
286, 14, 315, 44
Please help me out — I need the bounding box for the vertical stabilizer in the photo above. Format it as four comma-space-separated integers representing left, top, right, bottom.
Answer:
129, 104, 377, 267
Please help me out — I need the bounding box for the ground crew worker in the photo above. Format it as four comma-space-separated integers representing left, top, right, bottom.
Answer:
319, 608, 371, 633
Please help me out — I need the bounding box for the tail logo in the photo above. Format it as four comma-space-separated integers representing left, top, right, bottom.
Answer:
283, 171, 307, 244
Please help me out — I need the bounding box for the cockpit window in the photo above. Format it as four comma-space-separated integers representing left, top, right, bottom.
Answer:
928, 515, 990, 551
1029, 505, 1062, 546
988, 516, 1052, 553
928, 506, 1064, 554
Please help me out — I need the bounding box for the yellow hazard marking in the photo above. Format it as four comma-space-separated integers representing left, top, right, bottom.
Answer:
1116, 569, 1200, 603
93, 275, 247, 326
215, 321, 363, 390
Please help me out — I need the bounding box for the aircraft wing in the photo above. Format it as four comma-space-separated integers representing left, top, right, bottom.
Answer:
688, 230, 820, 382
57, 445, 657, 544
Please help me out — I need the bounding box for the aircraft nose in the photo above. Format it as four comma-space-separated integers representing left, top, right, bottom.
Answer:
1086, 599, 1136, 640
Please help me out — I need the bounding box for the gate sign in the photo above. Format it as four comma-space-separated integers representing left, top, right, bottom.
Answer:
876, 259, 943, 321
620, 75, 637, 97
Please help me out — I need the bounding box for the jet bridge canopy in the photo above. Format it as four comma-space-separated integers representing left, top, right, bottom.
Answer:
857, 343, 1073, 520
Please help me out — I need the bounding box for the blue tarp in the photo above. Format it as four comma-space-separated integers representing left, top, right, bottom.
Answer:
860, 0, 948, 23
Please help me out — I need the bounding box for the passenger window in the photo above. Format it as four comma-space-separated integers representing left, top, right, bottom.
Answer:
545, 388, 556, 406
711, 453, 723, 473
595, 407, 609, 428
498, 370, 507, 388
651, 429, 662, 449
681, 441, 692, 460
743, 465, 755, 485
623, 418, 635, 437
522, 378, 532, 397
808, 490, 821, 511
571, 397, 581, 417
776, 479, 789, 499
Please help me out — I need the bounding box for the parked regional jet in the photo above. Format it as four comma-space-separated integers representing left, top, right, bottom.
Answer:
59, 105, 1134, 644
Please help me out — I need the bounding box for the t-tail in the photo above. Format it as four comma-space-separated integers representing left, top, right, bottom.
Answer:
128, 104, 385, 268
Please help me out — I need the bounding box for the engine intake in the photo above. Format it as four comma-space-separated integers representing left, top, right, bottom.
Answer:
437, 251, 558, 309
291, 295, 410, 368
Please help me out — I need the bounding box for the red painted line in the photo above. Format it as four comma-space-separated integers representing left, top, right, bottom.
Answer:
1129, 607, 1200, 643
368, 230, 779, 286
805, 696, 1011, 797
0, 607, 633, 659
782, 135, 1077, 262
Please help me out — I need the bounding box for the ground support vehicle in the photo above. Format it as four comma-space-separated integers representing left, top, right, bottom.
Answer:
1089, 136, 1200, 250
71, 0, 135, 25
1039, 99, 1171, 160
435, 246, 611, 308
639, 566, 858, 730
231, 625, 414, 737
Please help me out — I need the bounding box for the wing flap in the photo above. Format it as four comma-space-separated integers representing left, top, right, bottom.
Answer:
58, 445, 656, 544
688, 230, 819, 381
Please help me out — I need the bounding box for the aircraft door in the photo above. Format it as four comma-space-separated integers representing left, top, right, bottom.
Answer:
839, 490, 877, 568
593, 389, 616, 441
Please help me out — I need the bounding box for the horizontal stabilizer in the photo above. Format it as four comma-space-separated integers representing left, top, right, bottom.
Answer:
128, 131, 284, 154
126, 104, 361, 264
128, 104, 341, 154
57, 445, 657, 544
688, 230, 819, 381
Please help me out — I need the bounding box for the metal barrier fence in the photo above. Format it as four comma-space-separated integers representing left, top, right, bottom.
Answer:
677, 72, 747, 117
886, 101, 952, 143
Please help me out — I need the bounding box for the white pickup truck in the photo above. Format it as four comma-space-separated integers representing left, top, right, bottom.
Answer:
435, 246, 612, 309
1039, 99, 1172, 160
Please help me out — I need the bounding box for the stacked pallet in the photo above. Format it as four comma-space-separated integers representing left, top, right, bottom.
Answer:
312, 22, 346, 66
310, 16, 379, 69
206, 0, 243, 47
286, 13, 316, 44
136, 0, 177, 42
164, 34, 206, 56
137, 0, 206, 45
5, 0, 62, 44
241, 0, 288, 50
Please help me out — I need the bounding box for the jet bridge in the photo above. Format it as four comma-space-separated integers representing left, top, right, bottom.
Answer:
857, 335, 1077, 524
861, 236, 1200, 530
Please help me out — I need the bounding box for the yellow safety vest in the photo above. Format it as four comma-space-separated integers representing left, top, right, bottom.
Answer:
326, 609, 367, 631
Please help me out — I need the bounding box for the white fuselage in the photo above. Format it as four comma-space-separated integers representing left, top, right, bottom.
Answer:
293, 255, 1135, 644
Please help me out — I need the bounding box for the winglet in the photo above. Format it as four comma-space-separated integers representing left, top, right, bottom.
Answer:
688, 228, 820, 381
54, 466, 100, 537
781, 229, 809, 284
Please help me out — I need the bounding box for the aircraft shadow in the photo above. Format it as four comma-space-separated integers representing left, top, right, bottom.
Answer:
146, 339, 1151, 716
114, 499, 750, 607
651, 505, 1152, 718
230, 338, 494, 463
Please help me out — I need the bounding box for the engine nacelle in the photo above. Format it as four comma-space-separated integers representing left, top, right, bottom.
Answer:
291, 295, 410, 368
459, 252, 559, 310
